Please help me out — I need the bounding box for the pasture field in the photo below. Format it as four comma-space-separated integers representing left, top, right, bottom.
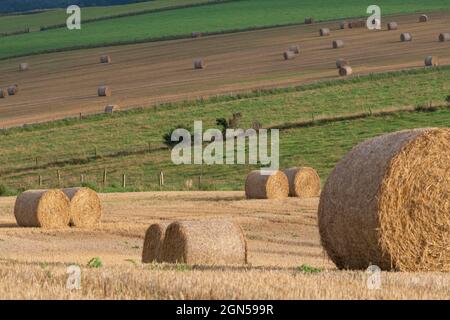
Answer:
1, 11, 450, 128
1, 0, 450, 59
0, 192, 449, 299
0, 0, 218, 34
0, 79, 448, 194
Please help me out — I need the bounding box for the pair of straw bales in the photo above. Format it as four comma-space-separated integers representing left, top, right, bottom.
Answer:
318, 128, 450, 272
191, 31, 202, 38
245, 168, 320, 199
283, 51, 296, 60
348, 20, 365, 29
14, 188, 102, 229
288, 45, 300, 54
339, 66, 353, 76
142, 220, 247, 265
98, 86, 111, 97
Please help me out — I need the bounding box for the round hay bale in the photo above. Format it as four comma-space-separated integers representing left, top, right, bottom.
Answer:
304, 17, 314, 24
400, 32, 412, 42
160, 220, 247, 265
7, 85, 18, 96
245, 170, 289, 199
318, 128, 450, 271
336, 58, 349, 69
0, 88, 7, 98
14, 189, 70, 228
439, 33, 450, 42
283, 51, 296, 60
288, 45, 300, 54
62, 187, 102, 228
320, 28, 330, 36
339, 21, 346, 29
419, 14, 429, 22
100, 55, 111, 64
332, 40, 344, 49
194, 59, 206, 69
98, 86, 111, 97
19, 63, 29, 71
104, 104, 119, 113
387, 22, 398, 30
424, 56, 439, 67
282, 167, 321, 198
142, 223, 168, 263
339, 66, 353, 76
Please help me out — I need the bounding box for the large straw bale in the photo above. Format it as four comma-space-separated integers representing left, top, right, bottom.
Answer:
160, 220, 247, 265
14, 189, 70, 228
318, 128, 450, 271
142, 223, 168, 263
62, 187, 102, 228
283, 167, 321, 198
245, 170, 289, 199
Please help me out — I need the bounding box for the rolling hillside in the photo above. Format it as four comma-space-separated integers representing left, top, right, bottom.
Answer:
0, 66, 449, 194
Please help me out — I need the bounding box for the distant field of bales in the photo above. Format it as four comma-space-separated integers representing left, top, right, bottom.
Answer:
1, 0, 450, 59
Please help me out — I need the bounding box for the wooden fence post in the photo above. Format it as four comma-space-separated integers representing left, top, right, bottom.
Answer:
122, 174, 126, 188
80, 174, 84, 184
159, 171, 164, 187
103, 168, 107, 186
38, 175, 42, 187
57, 170, 61, 186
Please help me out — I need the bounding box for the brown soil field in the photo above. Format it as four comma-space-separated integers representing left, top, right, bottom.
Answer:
0, 191, 449, 299
1, 12, 450, 128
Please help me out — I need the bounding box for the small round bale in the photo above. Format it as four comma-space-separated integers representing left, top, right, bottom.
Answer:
336, 58, 349, 68
318, 128, 450, 271
7, 85, 18, 96
19, 63, 29, 71
160, 220, 247, 265
419, 14, 429, 22
400, 32, 412, 42
339, 21, 346, 29
289, 45, 300, 54
104, 104, 119, 113
98, 86, 111, 97
320, 28, 330, 36
62, 187, 102, 228
14, 189, 70, 228
194, 59, 206, 69
191, 31, 202, 38
100, 55, 111, 64
283, 51, 296, 60
333, 40, 344, 49
142, 223, 167, 263
387, 22, 398, 30
0, 88, 7, 98
305, 18, 314, 24
424, 56, 439, 67
245, 170, 289, 199
339, 66, 353, 76
282, 167, 321, 198
439, 33, 450, 42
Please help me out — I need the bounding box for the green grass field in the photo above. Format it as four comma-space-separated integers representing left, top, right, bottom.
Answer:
1, 0, 450, 59
0, 67, 449, 195
0, 0, 218, 34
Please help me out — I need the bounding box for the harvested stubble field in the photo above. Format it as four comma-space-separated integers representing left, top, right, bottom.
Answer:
1, 11, 450, 128
0, 191, 449, 299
